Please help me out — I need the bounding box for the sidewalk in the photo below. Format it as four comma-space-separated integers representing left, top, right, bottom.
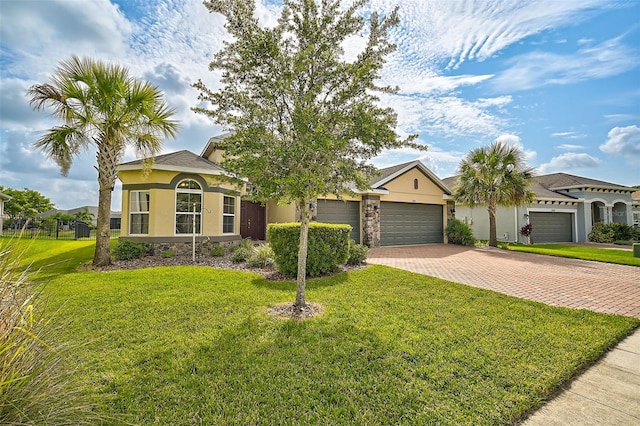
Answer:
521, 328, 640, 425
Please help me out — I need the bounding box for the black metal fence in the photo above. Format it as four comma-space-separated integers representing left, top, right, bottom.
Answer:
1, 218, 121, 240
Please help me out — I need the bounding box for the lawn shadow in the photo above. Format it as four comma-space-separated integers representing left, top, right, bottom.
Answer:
28, 245, 95, 281
250, 270, 350, 292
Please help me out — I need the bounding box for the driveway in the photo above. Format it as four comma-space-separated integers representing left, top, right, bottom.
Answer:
368, 244, 640, 318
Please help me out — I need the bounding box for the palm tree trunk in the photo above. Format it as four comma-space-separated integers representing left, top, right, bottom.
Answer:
488, 202, 497, 247
295, 200, 311, 310
93, 186, 113, 266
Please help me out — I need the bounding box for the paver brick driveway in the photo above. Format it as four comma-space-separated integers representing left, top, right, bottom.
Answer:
368, 245, 640, 318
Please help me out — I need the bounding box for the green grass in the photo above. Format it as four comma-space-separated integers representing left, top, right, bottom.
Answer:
24, 240, 637, 425
504, 243, 640, 267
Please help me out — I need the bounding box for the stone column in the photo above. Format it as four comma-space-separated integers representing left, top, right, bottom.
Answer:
362, 196, 380, 248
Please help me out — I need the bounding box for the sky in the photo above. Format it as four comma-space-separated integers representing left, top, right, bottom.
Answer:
1, 0, 639, 211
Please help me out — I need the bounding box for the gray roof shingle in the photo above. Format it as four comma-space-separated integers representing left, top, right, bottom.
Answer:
119, 150, 226, 173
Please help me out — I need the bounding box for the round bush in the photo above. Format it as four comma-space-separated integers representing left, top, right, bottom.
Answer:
347, 240, 368, 265
445, 219, 476, 246
112, 239, 148, 260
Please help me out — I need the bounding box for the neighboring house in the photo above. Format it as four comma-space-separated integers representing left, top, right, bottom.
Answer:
632, 191, 640, 227
0, 191, 11, 236
41, 206, 121, 226
443, 173, 636, 243
117, 149, 244, 246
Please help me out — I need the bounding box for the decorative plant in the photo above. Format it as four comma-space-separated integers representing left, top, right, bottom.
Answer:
520, 223, 534, 244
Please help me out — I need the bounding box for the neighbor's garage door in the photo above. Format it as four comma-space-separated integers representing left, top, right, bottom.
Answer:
316, 200, 361, 243
380, 202, 443, 246
528, 212, 573, 243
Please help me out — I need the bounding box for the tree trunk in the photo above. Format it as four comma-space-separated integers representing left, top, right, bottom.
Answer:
93, 144, 119, 267
295, 200, 311, 310
93, 186, 113, 266
488, 202, 497, 247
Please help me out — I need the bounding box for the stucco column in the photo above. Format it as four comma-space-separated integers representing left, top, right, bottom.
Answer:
362, 196, 380, 248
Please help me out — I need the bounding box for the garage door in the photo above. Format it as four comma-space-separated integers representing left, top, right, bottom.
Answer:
380, 202, 443, 246
316, 200, 360, 243
528, 212, 573, 243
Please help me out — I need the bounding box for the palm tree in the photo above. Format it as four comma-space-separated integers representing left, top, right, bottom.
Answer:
454, 141, 535, 247
28, 55, 178, 266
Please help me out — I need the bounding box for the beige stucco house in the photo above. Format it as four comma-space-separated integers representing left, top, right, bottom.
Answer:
117, 150, 244, 246
117, 136, 453, 248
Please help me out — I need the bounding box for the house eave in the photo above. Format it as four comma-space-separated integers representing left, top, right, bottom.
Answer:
373, 160, 452, 195
117, 163, 230, 176
549, 184, 634, 193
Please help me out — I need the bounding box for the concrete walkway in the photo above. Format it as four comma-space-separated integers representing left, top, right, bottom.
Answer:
367, 244, 640, 425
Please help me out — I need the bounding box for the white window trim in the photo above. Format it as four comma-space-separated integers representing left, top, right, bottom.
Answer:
175, 179, 203, 235
222, 195, 236, 235
129, 190, 150, 235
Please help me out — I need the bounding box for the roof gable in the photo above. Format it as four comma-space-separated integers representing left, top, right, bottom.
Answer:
371, 161, 451, 195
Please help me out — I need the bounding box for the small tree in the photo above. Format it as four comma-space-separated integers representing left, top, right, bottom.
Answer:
0, 187, 53, 225
194, 0, 421, 310
520, 223, 533, 244
454, 141, 535, 247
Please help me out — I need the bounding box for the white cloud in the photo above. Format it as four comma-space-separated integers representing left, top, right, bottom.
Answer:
491, 35, 637, 91
599, 125, 640, 158
538, 152, 601, 174
556, 144, 584, 150
604, 114, 640, 123
551, 131, 586, 139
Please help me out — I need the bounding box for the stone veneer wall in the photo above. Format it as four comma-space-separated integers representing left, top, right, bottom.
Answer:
362, 196, 380, 248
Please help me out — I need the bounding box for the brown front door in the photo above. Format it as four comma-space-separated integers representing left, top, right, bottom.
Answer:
240, 200, 266, 240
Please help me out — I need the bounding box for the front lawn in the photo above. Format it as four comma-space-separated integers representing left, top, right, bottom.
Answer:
30, 241, 637, 425
503, 243, 640, 267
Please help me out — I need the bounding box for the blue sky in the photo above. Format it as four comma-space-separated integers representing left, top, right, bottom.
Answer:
1, 0, 638, 211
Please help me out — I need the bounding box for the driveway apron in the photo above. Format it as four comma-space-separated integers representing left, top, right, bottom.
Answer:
368, 244, 640, 318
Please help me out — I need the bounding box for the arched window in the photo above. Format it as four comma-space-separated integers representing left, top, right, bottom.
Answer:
176, 179, 202, 234
414, 178, 419, 190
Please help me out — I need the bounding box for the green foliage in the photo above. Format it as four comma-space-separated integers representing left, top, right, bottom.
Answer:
231, 245, 253, 263
246, 244, 276, 268
588, 222, 637, 243
454, 141, 535, 247
209, 245, 226, 257
347, 240, 369, 265
0, 186, 53, 220
161, 249, 177, 258
112, 239, 148, 261
0, 239, 97, 424
268, 223, 350, 277
445, 219, 476, 246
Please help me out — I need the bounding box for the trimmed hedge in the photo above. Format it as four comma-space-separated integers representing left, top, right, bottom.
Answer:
267, 222, 351, 277
589, 222, 639, 243
112, 239, 148, 260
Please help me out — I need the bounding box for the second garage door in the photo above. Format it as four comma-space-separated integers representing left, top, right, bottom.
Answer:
380, 202, 443, 246
528, 212, 573, 243
316, 200, 361, 243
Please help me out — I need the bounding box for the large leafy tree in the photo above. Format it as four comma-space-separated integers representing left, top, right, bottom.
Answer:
194, 0, 421, 310
454, 141, 535, 247
0, 187, 53, 222
28, 55, 178, 266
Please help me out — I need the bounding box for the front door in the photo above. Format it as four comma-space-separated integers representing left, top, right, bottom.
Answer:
240, 200, 266, 240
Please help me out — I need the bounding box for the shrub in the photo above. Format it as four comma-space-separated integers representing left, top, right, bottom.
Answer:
247, 244, 276, 268
588, 222, 635, 243
347, 240, 369, 265
112, 239, 148, 260
161, 249, 177, 258
268, 222, 350, 277
445, 219, 476, 246
209, 245, 226, 257
231, 246, 252, 263
1, 240, 97, 423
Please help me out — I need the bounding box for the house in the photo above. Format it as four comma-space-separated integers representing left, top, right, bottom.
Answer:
117, 136, 453, 248
117, 150, 244, 247
41, 206, 121, 226
443, 173, 636, 243
0, 191, 11, 236
633, 191, 640, 227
